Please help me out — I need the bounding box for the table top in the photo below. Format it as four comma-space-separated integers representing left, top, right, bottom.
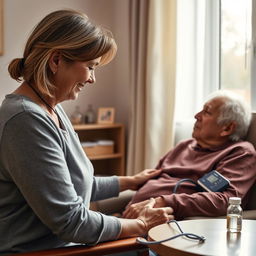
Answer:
148, 219, 256, 256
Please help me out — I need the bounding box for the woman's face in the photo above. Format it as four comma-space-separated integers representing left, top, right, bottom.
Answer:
54, 56, 101, 103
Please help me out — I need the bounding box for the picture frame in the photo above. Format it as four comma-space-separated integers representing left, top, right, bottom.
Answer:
0, 0, 3, 55
97, 107, 115, 124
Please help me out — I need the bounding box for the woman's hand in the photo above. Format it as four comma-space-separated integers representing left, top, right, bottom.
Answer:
122, 196, 167, 219
137, 198, 173, 233
119, 169, 162, 191
118, 198, 174, 238
132, 169, 162, 189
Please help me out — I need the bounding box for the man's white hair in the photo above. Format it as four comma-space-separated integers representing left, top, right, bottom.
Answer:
206, 90, 251, 141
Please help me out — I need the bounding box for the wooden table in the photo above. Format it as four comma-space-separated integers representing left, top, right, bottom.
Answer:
148, 219, 256, 256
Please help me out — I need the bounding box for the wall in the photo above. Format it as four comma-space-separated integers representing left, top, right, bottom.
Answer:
0, 0, 130, 127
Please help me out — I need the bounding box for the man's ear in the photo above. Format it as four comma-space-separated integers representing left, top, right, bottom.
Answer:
220, 122, 236, 137
48, 51, 61, 74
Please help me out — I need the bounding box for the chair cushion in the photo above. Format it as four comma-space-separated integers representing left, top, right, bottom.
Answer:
246, 112, 256, 149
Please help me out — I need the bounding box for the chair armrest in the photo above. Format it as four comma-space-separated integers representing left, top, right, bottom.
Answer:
243, 210, 256, 220
13, 238, 148, 256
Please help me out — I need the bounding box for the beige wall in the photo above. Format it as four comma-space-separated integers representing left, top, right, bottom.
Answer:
0, 0, 130, 127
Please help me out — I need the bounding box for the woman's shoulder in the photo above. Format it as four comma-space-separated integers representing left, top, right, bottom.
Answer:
0, 94, 53, 135
0, 94, 45, 118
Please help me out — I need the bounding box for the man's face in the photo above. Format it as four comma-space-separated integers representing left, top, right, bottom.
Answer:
192, 97, 228, 148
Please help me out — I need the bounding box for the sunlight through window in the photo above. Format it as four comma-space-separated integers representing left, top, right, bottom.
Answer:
220, 0, 252, 104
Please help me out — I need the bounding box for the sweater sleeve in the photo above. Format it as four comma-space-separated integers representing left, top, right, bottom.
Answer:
0, 112, 121, 244
162, 144, 256, 219
91, 176, 120, 202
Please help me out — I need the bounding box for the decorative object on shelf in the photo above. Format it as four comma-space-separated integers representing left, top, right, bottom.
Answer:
70, 106, 83, 124
84, 104, 96, 124
97, 107, 115, 124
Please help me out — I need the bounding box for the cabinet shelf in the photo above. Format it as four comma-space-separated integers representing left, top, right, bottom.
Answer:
74, 123, 125, 176
88, 153, 122, 160
73, 123, 123, 130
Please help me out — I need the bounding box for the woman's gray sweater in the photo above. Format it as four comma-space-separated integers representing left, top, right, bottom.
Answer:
0, 94, 121, 254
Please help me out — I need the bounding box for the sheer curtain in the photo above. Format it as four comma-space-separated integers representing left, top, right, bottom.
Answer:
175, 0, 220, 122
145, 0, 177, 168
127, 0, 177, 175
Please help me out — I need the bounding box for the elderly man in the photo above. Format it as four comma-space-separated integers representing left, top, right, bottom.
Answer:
123, 90, 256, 220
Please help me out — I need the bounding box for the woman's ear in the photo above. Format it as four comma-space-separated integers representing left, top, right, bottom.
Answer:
48, 51, 61, 74
220, 122, 236, 137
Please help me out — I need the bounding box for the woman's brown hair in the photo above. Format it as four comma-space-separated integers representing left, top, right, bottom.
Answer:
8, 9, 117, 97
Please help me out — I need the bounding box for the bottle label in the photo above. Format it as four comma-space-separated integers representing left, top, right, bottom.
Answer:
227, 214, 242, 232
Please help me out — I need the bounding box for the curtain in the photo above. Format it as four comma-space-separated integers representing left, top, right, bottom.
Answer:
127, 0, 177, 175
145, 0, 177, 168
127, 0, 149, 175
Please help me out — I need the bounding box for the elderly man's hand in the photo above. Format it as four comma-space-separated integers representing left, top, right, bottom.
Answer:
123, 199, 151, 219
123, 196, 168, 219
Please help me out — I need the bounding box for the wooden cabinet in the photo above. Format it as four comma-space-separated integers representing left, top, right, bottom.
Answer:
73, 123, 125, 176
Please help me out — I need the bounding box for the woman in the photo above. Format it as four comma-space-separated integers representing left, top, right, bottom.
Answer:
0, 9, 173, 254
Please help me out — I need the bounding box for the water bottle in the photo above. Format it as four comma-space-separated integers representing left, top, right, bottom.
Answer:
227, 197, 242, 232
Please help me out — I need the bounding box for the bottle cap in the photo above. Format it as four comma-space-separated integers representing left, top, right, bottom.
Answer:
229, 197, 241, 204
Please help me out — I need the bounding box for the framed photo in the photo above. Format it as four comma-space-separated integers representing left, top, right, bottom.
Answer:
97, 107, 115, 124
0, 0, 3, 55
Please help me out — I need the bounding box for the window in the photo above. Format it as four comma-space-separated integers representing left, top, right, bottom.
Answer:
175, 0, 255, 123
220, 0, 252, 105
